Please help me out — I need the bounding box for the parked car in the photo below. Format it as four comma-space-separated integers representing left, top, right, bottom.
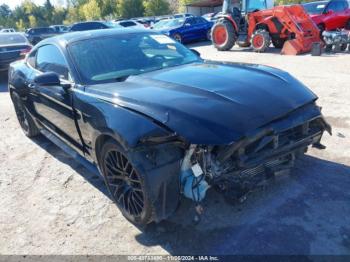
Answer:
50, 25, 69, 34
113, 20, 145, 28
0, 28, 16, 33
153, 16, 214, 43
173, 13, 193, 19
8, 29, 330, 225
70, 21, 120, 32
25, 27, 57, 45
0, 33, 31, 72
303, 0, 350, 31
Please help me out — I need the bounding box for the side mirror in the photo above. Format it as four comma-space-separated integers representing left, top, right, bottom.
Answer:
190, 49, 201, 57
34, 72, 60, 86
34, 72, 71, 90
325, 9, 334, 15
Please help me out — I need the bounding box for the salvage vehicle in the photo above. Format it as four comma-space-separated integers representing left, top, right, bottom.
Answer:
8, 29, 331, 225
303, 0, 350, 31
0, 33, 31, 72
153, 16, 213, 43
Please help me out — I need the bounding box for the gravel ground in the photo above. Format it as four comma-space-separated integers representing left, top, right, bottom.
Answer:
0, 44, 350, 256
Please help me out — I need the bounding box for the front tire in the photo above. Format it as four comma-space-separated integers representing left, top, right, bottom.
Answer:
211, 19, 236, 51
172, 33, 182, 43
251, 29, 271, 53
99, 140, 154, 225
11, 91, 40, 138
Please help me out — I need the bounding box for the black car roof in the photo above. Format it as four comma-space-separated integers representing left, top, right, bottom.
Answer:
38, 28, 151, 48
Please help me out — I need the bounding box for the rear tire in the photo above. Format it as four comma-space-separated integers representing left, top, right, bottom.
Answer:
99, 139, 154, 226
340, 43, 347, 52
11, 91, 40, 138
251, 29, 271, 53
211, 19, 236, 51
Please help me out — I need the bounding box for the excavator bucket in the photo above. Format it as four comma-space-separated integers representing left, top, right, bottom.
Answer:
279, 5, 322, 55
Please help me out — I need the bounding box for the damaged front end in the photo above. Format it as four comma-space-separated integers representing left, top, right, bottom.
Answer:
179, 104, 331, 213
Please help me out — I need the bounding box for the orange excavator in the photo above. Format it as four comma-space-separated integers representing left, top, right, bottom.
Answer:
211, 0, 322, 55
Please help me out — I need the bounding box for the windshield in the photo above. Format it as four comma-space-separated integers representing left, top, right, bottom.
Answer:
69, 33, 200, 84
153, 18, 185, 29
303, 2, 327, 14
0, 34, 27, 46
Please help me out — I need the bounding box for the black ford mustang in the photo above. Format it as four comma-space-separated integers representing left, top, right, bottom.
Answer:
8, 29, 331, 225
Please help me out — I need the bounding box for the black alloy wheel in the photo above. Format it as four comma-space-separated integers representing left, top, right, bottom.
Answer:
100, 140, 153, 225
11, 92, 40, 137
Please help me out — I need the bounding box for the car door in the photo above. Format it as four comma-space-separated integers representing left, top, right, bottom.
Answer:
181, 18, 198, 41
324, 0, 346, 29
196, 17, 211, 39
29, 44, 84, 153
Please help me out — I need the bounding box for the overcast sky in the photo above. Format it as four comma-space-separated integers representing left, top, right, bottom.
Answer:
0, 0, 66, 10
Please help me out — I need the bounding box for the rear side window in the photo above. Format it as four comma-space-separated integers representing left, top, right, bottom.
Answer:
120, 21, 137, 27
35, 45, 69, 79
71, 22, 107, 31
195, 17, 208, 24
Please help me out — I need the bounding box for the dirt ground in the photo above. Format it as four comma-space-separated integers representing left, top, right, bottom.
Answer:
0, 43, 350, 256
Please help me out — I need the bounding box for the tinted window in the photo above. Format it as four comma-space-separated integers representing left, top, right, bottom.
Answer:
36, 45, 69, 79
195, 17, 208, 24
0, 34, 27, 45
186, 18, 196, 25
120, 21, 137, 27
69, 33, 200, 84
327, 0, 346, 11
71, 22, 107, 31
303, 2, 328, 14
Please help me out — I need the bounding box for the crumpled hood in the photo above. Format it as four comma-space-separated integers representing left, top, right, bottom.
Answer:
87, 61, 318, 145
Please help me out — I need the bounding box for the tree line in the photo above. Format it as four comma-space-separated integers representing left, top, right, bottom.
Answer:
0, 0, 175, 31
0, 0, 315, 31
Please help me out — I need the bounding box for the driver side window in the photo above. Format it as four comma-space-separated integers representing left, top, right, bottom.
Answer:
35, 45, 69, 80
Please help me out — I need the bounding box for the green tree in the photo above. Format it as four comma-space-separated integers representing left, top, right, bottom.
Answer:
16, 19, 25, 31
28, 15, 37, 27
117, 0, 144, 18
44, 0, 54, 24
64, 6, 81, 24
80, 0, 101, 20
99, 0, 118, 18
144, 0, 170, 16
178, 0, 194, 12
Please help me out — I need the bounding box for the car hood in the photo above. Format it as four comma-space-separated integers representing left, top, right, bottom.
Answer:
86, 61, 318, 145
